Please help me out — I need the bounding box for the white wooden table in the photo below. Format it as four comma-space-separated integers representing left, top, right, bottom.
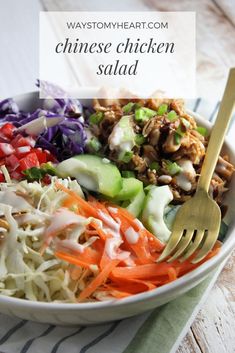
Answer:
0, 1, 234, 352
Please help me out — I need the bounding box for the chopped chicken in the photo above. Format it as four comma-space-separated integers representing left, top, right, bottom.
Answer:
89, 98, 234, 204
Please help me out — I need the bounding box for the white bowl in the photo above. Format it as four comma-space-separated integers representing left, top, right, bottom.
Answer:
0, 92, 234, 325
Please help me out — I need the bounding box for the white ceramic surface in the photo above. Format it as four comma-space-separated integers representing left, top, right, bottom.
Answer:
0, 92, 234, 326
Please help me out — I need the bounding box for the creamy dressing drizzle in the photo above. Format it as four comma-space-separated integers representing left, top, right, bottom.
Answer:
134, 218, 145, 230
108, 116, 135, 153
45, 208, 87, 237
57, 239, 85, 253
97, 210, 130, 260
124, 227, 139, 244
57, 236, 99, 254
107, 207, 118, 214
176, 159, 196, 192
176, 174, 192, 192
97, 210, 120, 238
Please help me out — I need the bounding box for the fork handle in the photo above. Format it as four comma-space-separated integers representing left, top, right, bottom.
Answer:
197, 68, 235, 193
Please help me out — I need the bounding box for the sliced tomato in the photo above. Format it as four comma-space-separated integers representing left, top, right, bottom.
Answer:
32, 148, 48, 163
0, 132, 10, 143
45, 149, 57, 162
0, 143, 15, 158
10, 170, 22, 180
0, 123, 15, 139
0, 121, 57, 181
5, 154, 20, 171
11, 134, 26, 148
15, 146, 32, 159
19, 152, 40, 171
24, 136, 36, 147
11, 134, 35, 148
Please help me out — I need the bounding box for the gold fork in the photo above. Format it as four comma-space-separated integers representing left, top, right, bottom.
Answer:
158, 68, 235, 264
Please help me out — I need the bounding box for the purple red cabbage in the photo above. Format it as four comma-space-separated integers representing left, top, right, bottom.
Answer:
38, 118, 87, 160
0, 81, 87, 161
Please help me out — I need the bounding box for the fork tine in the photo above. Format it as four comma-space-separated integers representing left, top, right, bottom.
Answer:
179, 230, 205, 262
157, 229, 184, 262
191, 230, 218, 264
167, 229, 195, 262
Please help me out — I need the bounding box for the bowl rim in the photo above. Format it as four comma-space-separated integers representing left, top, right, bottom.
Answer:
0, 92, 235, 311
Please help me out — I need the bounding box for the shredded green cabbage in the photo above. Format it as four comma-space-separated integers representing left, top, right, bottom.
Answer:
0, 177, 85, 302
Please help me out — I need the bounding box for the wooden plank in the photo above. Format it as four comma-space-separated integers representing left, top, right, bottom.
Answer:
177, 330, 202, 353
177, 250, 235, 353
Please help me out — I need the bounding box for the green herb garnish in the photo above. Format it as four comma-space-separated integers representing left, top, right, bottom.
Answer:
174, 124, 185, 144
42, 162, 57, 175
196, 126, 208, 137
135, 107, 157, 122
143, 107, 157, 118
157, 104, 168, 116
122, 102, 135, 114
174, 133, 182, 144
135, 108, 146, 122
165, 160, 182, 175
176, 125, 185, 137
89, 111, 104, 125
87, 137, 101, 152
23, 167, 45, 181
181, 117, 191, 129
135, 134, 146, 145
167, 110, 178, 121
23, 162, 56, 181
119, 151, 133, 163
149, 161, 160, 171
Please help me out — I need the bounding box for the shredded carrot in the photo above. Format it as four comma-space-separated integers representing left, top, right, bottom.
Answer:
107, 209, 153, 264
167, 267, 178, 282
55, 182, 99, 218
108, 277, 156, 293
78, 259, 120, 301
49, 182, 222, 301
92, 238, 105, 253
55, 251, 95, 269
99, 250, 111, 270
100, 286, 132, 298
111, 263, 177, 280
55, 246, 100, 266
140, 229, 165, 252
88, 221, 107, 241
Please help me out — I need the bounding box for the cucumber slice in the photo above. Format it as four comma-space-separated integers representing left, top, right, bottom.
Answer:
57, 154, 122, 197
